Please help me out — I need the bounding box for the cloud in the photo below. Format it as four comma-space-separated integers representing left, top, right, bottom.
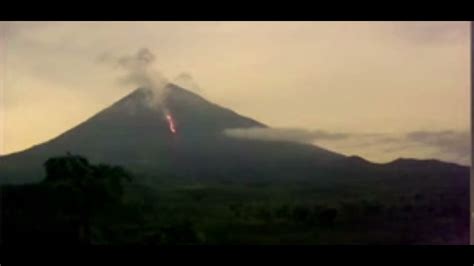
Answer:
339, 129, 471, 165
223, 127, 349, 143
97, 48, 170, 110
345, 130, 470, 165
223, 127, 471, 165
173, 72, 202, 93
98, 48, 167, 89
405, 130, 470, 164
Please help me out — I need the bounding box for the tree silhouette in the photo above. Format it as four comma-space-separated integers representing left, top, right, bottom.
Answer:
43, 153, 132, 243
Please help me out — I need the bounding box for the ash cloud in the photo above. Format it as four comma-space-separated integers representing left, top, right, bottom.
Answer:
98, 48, 170, 110
173, 72, 202, 93
223, 127, 349, 143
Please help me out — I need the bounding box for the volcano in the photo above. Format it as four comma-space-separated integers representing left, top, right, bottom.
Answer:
0, 84, 469, 191
0, 85, 343, 183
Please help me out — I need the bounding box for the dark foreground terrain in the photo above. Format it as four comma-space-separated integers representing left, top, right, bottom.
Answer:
1, 155, 469, 245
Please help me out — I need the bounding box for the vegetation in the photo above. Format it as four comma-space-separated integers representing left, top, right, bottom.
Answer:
1, 154, 469, 245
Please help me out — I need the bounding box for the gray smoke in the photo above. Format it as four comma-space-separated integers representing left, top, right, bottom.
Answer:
173, 72, 202, 93
98, 48, 170, 110
223, 127, 349, 143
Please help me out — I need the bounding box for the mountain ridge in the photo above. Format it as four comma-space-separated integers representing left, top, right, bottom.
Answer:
0, 84, 469, 186
0, 84, 343, 184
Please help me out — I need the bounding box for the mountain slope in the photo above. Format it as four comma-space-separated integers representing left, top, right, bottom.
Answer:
0, 84, 345, 184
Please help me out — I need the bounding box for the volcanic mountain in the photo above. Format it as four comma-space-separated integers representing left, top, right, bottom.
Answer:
0, 85, 342, 183
0, 84, 469, 191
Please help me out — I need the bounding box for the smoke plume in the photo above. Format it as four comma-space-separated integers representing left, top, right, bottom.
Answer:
173, 72, 202, 93
98, 48, 170, 110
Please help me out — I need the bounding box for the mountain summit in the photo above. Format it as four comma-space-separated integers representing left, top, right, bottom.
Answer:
0, 84, 346, 184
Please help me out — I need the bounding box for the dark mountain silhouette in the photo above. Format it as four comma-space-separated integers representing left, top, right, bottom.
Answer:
0, 85, 343, 184
0, 84, 469, 192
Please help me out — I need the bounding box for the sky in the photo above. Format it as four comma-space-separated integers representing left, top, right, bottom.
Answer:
0, 21, 470, 165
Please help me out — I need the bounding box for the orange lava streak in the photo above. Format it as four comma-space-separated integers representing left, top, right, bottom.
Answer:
165, 113, 177, 134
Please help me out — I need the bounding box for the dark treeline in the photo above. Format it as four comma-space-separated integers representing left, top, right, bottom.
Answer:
1, 154, 469, 245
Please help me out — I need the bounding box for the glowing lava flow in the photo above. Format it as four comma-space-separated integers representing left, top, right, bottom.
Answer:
165, 113, 177, 134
